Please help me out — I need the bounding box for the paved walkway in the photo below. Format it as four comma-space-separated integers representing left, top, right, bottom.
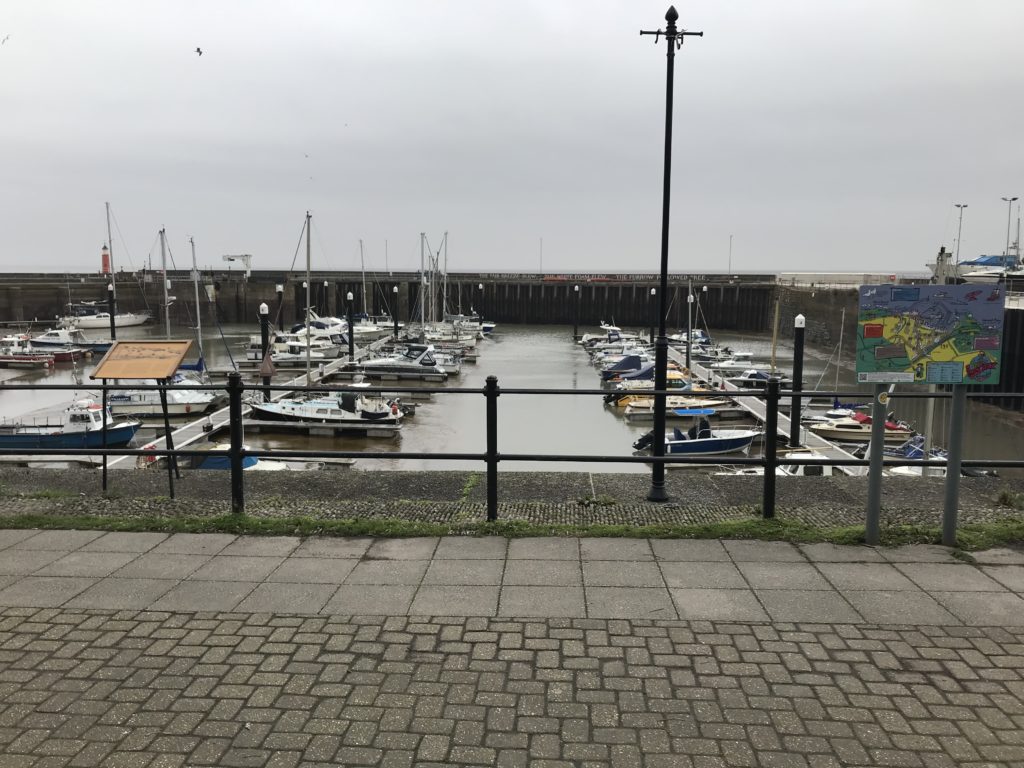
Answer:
1, 531, 1024, 766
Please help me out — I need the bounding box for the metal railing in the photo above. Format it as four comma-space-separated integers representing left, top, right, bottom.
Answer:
2, 378, 1023, 544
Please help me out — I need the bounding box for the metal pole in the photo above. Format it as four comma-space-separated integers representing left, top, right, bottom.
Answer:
573, 285, 579, 341
1003, 197, 1019, 257
101, 380, 108, 492
685, 284, 693, 371
649, 288, 656, 344
954, 204, 967, 266
259, 302, 270, 399
107, 283, 116, 341
159, 380, 178, 499
789, 314, 805, 447
160, 228, 170, 339
485, 375, 499, 521
393, 286, 399, 341
227, 371, 245, 515
347, 292, 355, 362
942, 386, 967, 546
762, 378, 779, 519
865, 384, 887, 545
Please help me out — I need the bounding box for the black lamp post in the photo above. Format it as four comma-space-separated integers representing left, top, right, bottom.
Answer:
392, 285, 399, 341
790, 314, 806, 447
573, 284, 580, 340
259, 301, 271, 399
275, 283, 284, 320
477, 283, 484, 319
323, 280, 329, 315
641, 6, 702, 503
649, 288, 656, 344
106, 282, 116, 340
346, 291, 355, 361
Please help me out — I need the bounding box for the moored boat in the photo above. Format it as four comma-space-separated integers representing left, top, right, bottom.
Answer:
0, 400, 141, 449
250, 391, 404, 427
809, 412, 913, 444
632, 409, 759, 456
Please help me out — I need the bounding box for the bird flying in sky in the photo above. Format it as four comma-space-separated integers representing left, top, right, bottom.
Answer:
195, 47, 202, 56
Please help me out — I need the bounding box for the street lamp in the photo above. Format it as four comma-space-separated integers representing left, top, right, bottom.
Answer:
1002, 197, 1019, 258
323, 280, 329, 316
954, 204, 968, 265
649, 288, 656, 344
346, 291, 355, 361
685, 290, 694, 371
106, 282, 116, 340
573, 284, 580, 341
392, 285, 399, 341
640, 5, 703, 503
477, 283, 484, 319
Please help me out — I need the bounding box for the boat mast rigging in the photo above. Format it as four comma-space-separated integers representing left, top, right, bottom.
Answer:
190, 237, 204, 367
160, 229, 170, 339
105, 202, 116, 303
305, 212, 312, 385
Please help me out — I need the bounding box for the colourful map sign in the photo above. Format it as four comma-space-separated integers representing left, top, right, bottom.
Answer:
856, 284, 1005, 385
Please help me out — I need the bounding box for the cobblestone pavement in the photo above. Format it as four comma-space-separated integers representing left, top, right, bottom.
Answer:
1, 532, 1024, 766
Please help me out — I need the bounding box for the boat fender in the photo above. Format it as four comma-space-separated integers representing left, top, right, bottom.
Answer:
391, 403, 399, 416
185, 405, 191, 414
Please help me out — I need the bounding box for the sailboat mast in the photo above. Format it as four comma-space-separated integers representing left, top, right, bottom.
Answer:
159, 228, 170, 339
105, 202, 116, 303
190, 237, 204, 365
769, 296, 780, 372
359, 239, 367, 316
835, 306, 845, 392
419, 232, 426, 342
442, 232, 448, 320
305, 211, 312, 384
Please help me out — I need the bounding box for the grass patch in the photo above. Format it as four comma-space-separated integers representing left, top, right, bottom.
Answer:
997, 489, 1024, 510
576, 494, 618, 507
0, 513, 1021, 551
460, 473, 480, 502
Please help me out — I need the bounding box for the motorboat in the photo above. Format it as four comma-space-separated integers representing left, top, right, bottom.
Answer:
1, 334, 87, 363
708, 353, 765, 373
0, 339, 54, 369
250, 391, 404, 427
31, 327, 113, 354
107, 373, 219, 417
726, 369, 792, 390
623, 394, 728, 421
809, 412, 913, 444
193, 443, 324, 472
357, 344, 448, 379
715, 450, 838, 477
0, 399, 141, 449
633, 409, 759, 456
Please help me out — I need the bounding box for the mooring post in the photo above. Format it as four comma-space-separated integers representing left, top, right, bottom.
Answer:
259, 302, 271, 400
158, 380, 178, 499
346, 291, 356, 362
942, 386, 967, 546
485, 375, 500, 521
101, 379, 109, 492
107, 283, 116, 340
228, 371, 245, 515
789, 314, 805, 447
865, 383, 887, 545
762, 378, 779, 519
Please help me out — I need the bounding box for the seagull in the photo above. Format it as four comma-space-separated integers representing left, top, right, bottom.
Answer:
195, 47, 202, 56
1, 35, 10, 45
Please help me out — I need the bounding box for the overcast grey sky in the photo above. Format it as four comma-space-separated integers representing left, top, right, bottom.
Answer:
2, 1, 1023, 276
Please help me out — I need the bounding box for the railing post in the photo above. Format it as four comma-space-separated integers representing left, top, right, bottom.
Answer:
228, 372, 245, 515
762, 378, 779, 519
485, 375, 499, 521
865, 384, 887, 546
942, 385, 967, 546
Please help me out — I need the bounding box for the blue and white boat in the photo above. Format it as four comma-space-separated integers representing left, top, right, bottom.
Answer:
0, 400, 141, 450
632, 409, 759, 456
31, 327, 113, 354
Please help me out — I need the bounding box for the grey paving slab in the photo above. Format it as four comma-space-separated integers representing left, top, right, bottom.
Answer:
410, 586, 500, 616
188, 555, 287, 582
880, 544, 960, 563
932, 591, 1024, 626
582, 560, 665, 587
670, 588, 769, 621
507, 537, 579, 560
236, 583, 338, 614
0, 576, 15, 592
150, 533, 237, 555
972, 548, 1024, 566
80, 532, 169, 552
659, 561, 746, 588
112, 552, 211, 580
293, 537, 372, 558
364, 537, 439, 560
15, 529, 104, 550
844, 591, 959, 625
585, 587, 677, 619
756, 589, 863, 623
150, 581, 258, 612
344, 560, 429, 585
434, 536, 508, 559
799, 543, 885, 562
267, 557, 358, 583
64, 578, 176, 610
422, 559, 504, 586
218, 536, 300, 557
896, 563, 1007, 592
502, 559, 582, 586
0, 548, 70, 575
323, 585, 416, 615
580, 538, 653, 561
0, 529, 44, 549
651, 539, 730, 561
723, 540, 804, 561
34, 551, 139, 578
0, 576, 96, 607
737, 562, 833, 590
499, 586, 586, 618
981, 565, 1024, 591
816, 562, 920, 591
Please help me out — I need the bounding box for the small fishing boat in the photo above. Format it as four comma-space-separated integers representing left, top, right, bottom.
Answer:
809, 412, 913, 444
357, 344, 448, 378
1, 334, 86, 363
633, 409, 759, 455
0, 341, 54, 369
623, 394, 728, 421
726, 369, 792, 390
251, 390, 404, 427
0, 399, 141, 449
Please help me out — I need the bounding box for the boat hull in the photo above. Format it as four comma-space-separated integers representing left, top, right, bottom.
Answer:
0, 423, 140, 450
665, 430, 758, 455
249, 402, 402, 427
809, 425, 911, 443
61, 313, 150, 329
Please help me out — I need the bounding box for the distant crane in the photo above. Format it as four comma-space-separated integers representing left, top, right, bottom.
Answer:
222, 254, 253, 279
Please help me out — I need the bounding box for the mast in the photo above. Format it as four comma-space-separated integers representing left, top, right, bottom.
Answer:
419, 232, 426, 342
105, 202, 116, 303
305, 211, 312, 384
190, 237, 204, 366
385, 239, 389, 276
769, 296, 780, 372
359, 239, 368, 317
442, 231, 448, 320
159, 228, 170, 339
835, 306, 845, 392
